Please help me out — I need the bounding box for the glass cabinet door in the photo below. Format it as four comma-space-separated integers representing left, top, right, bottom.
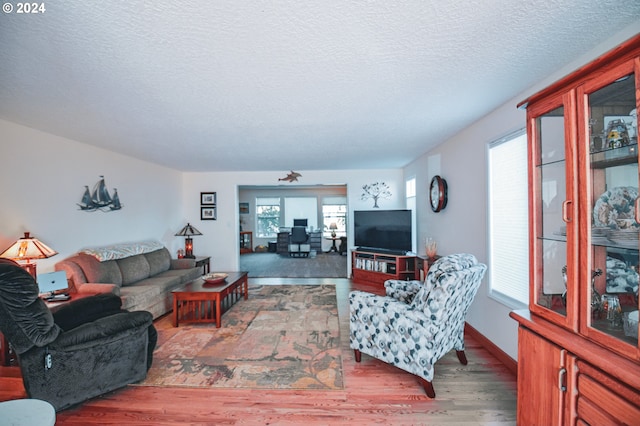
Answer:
581, 64, 639, 355
530, 94, 578, 329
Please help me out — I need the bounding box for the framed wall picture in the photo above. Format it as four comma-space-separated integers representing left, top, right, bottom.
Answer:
201, 192, 216, 205
239, 202, 249, 214
201, 206, 217, 220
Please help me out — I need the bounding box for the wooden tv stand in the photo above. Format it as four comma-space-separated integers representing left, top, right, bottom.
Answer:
351, 250, 418, 287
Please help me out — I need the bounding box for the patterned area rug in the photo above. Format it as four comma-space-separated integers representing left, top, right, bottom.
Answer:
137, 285, 343, 390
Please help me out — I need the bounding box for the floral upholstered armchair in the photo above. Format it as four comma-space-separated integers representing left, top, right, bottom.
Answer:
349, 253, 487, 397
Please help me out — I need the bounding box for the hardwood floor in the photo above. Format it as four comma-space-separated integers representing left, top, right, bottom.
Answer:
0, 278, 517, 425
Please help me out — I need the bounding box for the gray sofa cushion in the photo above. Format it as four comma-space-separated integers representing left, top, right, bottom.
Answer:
117, 254, 151, 286
155, 267, 202, 284
144, 248, 171, 276
120, 276, 182, 311
120, 283, 164, 311
72, 254, 123, 286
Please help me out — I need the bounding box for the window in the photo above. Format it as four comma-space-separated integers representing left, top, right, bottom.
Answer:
322, 197, 347, 237
406, 177, 416, 198
322, 205, 347, 237
406, 177, 416, 252
488, 130, 529, 307
256, 197, 280, 238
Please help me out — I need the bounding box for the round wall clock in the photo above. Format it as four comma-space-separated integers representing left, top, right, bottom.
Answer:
429, 175, 448, 212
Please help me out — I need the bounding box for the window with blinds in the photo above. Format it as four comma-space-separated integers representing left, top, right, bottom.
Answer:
488, 129, 529, 308
321, 196, 346, 238
256, 197, 281, 238
406, 177, 416, 252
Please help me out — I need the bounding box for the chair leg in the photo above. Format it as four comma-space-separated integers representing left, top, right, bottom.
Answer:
418, 377, 436, 398
456, 350, 468, 365
354, 349, 361, 362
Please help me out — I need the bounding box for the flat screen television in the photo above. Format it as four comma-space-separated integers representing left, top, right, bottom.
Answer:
354, 209, 412, 254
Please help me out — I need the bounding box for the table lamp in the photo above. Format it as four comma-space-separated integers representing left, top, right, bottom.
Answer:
329, 222, 338, 238
175, 223, 202, 259
0, 232, 58, 278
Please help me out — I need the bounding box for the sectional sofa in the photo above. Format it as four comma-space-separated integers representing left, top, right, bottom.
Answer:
55, 241, 202, 318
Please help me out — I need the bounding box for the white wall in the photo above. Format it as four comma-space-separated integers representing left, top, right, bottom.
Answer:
0, 119, 184, 273
406, 25, 640, 360
181, 169, 405, 272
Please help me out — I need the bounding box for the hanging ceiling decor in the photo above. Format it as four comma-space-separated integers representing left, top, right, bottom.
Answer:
361, 181, 391, 208
278, 171, 301, 182
78, 175, 123, 212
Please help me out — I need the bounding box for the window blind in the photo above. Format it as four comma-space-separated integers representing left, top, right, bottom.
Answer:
488, 130, 529, 307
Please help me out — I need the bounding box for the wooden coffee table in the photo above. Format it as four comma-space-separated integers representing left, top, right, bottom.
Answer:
172, 271, 248, 328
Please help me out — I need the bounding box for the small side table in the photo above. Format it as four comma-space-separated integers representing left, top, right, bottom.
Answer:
325, 237, 339, 253
0, 399, 56, 425
417, 255, 441, 281
194, 256, 211, 274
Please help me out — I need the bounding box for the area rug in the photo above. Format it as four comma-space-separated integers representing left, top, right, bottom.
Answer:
137, 284, 343, 390
240, 252, 348, 278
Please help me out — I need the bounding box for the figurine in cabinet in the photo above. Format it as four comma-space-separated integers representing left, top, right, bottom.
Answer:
605, 118, 630, 148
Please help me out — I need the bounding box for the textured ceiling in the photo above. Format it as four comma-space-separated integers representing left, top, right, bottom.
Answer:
1, 1, 639, 172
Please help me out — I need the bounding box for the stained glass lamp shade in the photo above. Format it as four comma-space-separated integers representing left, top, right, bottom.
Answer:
0, 232, 58, 277
175, 223, 202, 259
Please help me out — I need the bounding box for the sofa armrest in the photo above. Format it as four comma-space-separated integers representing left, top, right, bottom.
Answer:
52, 293, 123, 331
74, 282, 120, 296
349, 291, 408, 312
55, 260, 87, 292
349, 290, 436, 340
52, 310, 153, 349
171, 258, 196, 270
350, 290, 430, 319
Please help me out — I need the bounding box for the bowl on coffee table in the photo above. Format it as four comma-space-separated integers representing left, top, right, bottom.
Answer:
202, 273, 228, 285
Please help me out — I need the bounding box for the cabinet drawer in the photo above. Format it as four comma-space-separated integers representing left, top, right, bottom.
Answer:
576, 361, 640, 425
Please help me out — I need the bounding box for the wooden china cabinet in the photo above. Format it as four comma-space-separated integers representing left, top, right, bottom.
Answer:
510, 34, 640, 425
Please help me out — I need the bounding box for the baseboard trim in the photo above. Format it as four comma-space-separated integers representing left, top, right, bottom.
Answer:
465, 322, 517, 377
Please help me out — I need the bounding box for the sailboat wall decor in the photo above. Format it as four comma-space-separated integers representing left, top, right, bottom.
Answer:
78, 176, 123, 212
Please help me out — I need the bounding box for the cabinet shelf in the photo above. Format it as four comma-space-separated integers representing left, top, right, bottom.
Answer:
590, 143, 638, 169
544, 233, 640, 251
591, 236, 639, 250
240, 231, 252, 254
352, 250, 418, 286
